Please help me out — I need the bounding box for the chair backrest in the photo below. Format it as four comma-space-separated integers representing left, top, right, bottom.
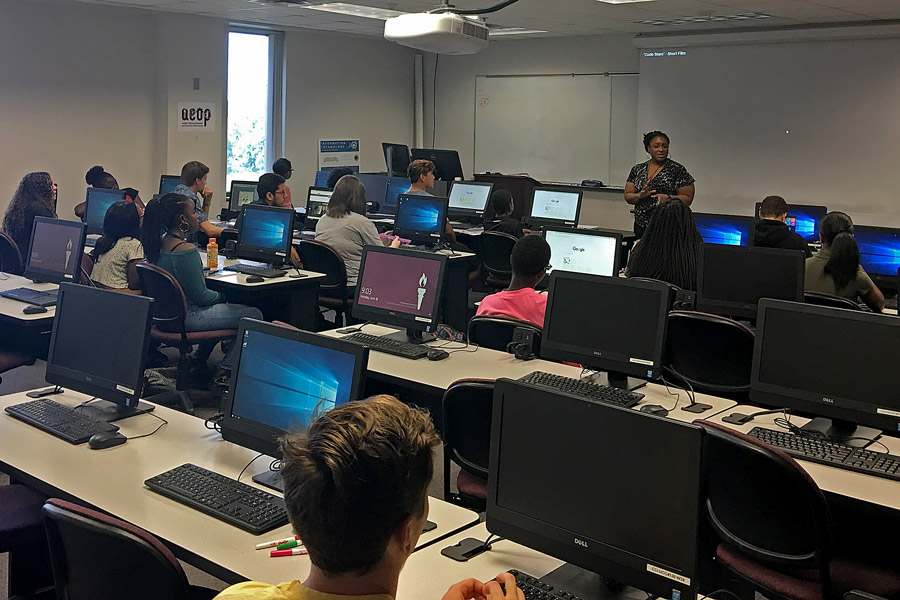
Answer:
664, 310, 754, 394
467, 315, 542, 356
0, 230, 23, 275
804, 291, 862, 311
80, 253, 94, 285
135, 263, 188, 335
296, 239, 348, 293
697, 422, 834, 576
441, 379, 494, 481
42, 498, 193, 600
479, 231, 518, 277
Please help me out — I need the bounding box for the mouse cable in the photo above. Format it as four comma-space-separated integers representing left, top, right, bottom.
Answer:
658, 376, 683, 412
269, 459, 283, 473
481, 533, 505, 552
237, 453, 265, 483
204, 412, 224, 433
73, 396, 100, 410
128, 412, 168, 440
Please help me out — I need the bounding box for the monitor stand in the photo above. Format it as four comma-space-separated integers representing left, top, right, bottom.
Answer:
585, 370, 647, 392
78, 400, 155, 423
801, 417, 882, 448
381, 328, 437, 344
253, 469, 285, 493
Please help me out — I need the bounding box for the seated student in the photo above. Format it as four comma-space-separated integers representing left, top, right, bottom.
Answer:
406, 159, 458, 244
325, 166, 355, 190
215, 395, 523, 600
805, 211, 884, 312
90, 200, 144, 293
234, 173, 300, 267
74, 165, 145, 219
271, 158, 294, 208
315, 175, 400, 296
625, 198, 701, 291
484, 190, 527, 238
753, 195, 812, 257
140, 193, 262, 380
172, 160, 225, 243
476, 235, 551, 327
2, 172, 57, 264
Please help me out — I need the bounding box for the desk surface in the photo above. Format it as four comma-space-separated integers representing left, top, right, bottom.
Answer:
0, 273, 59, 322
0, 390, 479, 585
202, 254, 325, 289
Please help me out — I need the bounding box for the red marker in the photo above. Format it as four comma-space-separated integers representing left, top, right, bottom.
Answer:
255, 535, 300, 550
270, 548, 309, 557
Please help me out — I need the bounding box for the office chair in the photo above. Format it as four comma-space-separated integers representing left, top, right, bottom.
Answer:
664, 311, 754, 398
136, 263, 237, 414
0, 348, 36, 388
467, 315, 542, 358
79, 254, 94, 286
804, 291, 862, 311
697, 421, 900, 600
0, 484, 53, 598
42, 498, 218, 600
0, 231, 23, 275
441, 379, 494, 512
296, 239, 352, 329
479, 231, 517, 291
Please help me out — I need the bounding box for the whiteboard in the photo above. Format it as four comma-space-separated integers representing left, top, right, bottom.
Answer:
475, 75, 619, 184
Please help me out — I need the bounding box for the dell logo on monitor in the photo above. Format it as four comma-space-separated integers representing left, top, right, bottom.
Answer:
574, 538, 589, 548
822, 397, 835, 404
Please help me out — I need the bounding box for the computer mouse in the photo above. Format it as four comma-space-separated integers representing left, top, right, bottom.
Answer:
246, 275, 265, 283
88, 431, 127, 450
426, 349, 450, 361
22, 304, 48, 314
639, 404, 669, 417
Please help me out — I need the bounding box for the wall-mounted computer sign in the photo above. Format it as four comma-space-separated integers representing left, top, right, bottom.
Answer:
319, 139, 360, 170
177, 102, 216, 131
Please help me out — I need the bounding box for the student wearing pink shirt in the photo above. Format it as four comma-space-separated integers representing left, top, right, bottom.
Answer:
476, 235, 551, 327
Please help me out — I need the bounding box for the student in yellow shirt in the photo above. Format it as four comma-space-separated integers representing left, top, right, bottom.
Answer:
215, 395, 523, 600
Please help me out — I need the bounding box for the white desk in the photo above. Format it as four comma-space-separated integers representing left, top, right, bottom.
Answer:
0, 273, 58, 323
0, 389, 480, 585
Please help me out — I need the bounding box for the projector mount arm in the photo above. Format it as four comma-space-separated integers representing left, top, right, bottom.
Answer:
429, 0, 520, 16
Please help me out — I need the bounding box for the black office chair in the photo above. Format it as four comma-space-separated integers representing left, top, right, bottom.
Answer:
296, 239, 352, 328
664, 311, 755, 398
42, 498, 218, 600
0, 231, 23, 275
804, 291, 863, 311
0, 348, 36, 388
697, 421, 900, 600
441, 379, 494, 512
467, 315, 542, 357
0, 484, 53, 598
80, 253, 94, 286
479, 231, 517, 291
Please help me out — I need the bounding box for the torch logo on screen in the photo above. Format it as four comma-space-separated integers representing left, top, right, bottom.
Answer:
65, 238, 73, 270
417, 273, 428, 310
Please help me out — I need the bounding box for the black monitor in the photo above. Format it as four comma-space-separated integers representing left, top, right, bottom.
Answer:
543, 227, 622, 278
487, 378, 703, 600
754, 203, 826, 243
383, 143, 411, 177
383, 176, 410, 213
351, 246, 448, 342
411, 148, 464, 181
693, 213, 754, 246
305, 187, 332, 226
83, 188, 127, 235
229, 180, 259, 211
45, 283, 155, 422
355, 173, 388, 213
234, 205, 294, 266
159, 175, 180, 195
394, 194, 448, 246
447, 181, 493, 218
752, 298, 900, 446
697, 244, 804, 319
852, 225, 900, 293
222, 319, 368, 491
541, 273, 670, 390
24, 218, 87, 285
529, 187, 582, 228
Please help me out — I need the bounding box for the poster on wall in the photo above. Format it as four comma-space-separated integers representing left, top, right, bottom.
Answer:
177, 102, 217, 132
319, 139, 360, 171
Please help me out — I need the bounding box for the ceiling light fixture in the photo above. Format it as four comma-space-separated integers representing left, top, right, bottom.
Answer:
304, 2, 407, 20
634, 12, 771, 26
489, 27, 548, 36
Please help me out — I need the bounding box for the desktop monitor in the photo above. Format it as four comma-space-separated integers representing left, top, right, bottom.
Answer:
314, 170, 330, 188
529, 187, 582, 228
447, 181, 493, 218
355, 173, 388, 212
305, 187, 333, 225
222, 319, 368, 490
487, 378, 703, 599
229, 180, 259, 211
411, 148, 465, 181
394, 194, 449, 246
697, 244, 804, 319
158, 175, 181, 195
543, 227, 622, 278
24, 218, 87, 285
751, 298, 900, 445
754, 203, 826, 243
383, 142, 411, 176
352, 246, 448, 341
45, 283, 154, 421
383, 176, 410, 213
83, 187, 127, 235
694, 213, 754, 246
852, 225, 900, 292
234, 205, 294, 265
541, 273, 670, 389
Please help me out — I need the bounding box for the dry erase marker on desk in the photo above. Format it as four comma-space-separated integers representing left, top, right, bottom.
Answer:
276, 539, 303, 550
255, 535, 300, 550
271, 548, 308, 557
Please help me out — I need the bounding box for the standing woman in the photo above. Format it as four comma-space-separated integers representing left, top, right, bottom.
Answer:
624, 131, 696, 238
2, 172, 57, 264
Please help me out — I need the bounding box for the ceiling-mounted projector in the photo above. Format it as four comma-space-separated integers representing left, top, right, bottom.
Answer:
384, 13, 489, 55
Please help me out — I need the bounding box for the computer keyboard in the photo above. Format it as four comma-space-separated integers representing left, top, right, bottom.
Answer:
507, 569, 585, 600
0, 287, 59, 307
749, 427, 900, 482
518, 372, 644, 408
342, 332, 430, 360
5, 399, 118, 444
223, 264, 286, 278
144, 463, 289, 535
